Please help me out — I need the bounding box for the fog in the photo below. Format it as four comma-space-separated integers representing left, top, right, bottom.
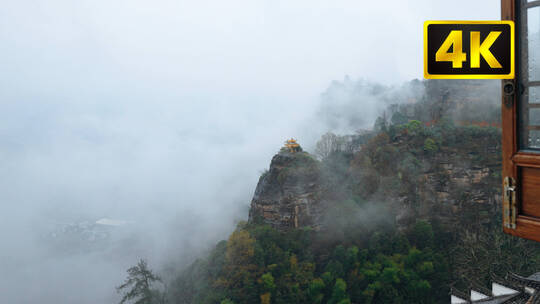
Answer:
0, 1, 499, 303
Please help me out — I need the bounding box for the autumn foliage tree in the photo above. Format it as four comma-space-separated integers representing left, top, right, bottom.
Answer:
218, 228, 260, 302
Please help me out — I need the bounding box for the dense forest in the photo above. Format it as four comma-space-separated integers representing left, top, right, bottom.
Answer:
117, 80, 540, 304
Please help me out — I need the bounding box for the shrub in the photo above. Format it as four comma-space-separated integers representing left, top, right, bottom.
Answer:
424, 138, 438, 153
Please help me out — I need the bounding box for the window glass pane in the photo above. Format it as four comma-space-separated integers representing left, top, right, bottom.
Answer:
521, 6, 540, 150
526, 130, 540, 148
528, 6, 540, 81
530, 108, 540, 125
531, 86, 540, 104
521, 107, 540, 149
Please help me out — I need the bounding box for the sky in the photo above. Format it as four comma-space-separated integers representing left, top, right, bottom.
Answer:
0, 0, 500, 303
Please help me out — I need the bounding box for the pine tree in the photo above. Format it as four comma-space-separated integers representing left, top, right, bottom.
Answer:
117, 259, 163, 304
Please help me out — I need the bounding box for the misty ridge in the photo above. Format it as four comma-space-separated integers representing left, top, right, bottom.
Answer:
314, 77, 500, 135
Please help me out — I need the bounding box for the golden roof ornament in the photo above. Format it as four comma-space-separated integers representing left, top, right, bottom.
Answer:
284, 138, 301, 153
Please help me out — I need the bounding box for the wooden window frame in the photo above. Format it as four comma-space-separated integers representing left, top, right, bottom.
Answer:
502, 0, 540, 242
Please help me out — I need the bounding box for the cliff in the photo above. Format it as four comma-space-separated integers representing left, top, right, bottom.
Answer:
395, 129, 502, 229
248, 123, 502, 236
248, 151, 327, 230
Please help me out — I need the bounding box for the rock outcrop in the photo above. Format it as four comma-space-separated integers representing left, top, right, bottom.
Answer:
394, 135, 502, 229
248, 151, 326, 230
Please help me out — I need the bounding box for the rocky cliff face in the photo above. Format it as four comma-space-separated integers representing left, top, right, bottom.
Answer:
249, 126, 502, 234
393, 131, 502, 229
248, 151, 326, 230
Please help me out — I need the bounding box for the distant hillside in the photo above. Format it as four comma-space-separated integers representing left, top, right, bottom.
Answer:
316, 78, 499, 135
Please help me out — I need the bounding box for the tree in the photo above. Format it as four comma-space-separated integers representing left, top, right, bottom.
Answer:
117, 259, 164, 304
374, 114, 388, 132
424, 138, 438, 153
308, 278, 326, 304
406, 120, 423, 136
260, 272, 276, 292
410, 221, 434, 249
315, 132, 343, 160
221, 229, 260, 303
329, 278, 350, 304
391, 111, 408, 125
260, 292, 271, 304
226, 229, 256, 265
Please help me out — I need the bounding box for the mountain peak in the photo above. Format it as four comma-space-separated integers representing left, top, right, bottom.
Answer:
248, 150, 326, 230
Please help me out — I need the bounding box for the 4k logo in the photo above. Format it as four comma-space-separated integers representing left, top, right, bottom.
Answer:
424, 21, 514, 79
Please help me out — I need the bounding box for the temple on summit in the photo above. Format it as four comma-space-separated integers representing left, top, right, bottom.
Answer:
284, 138, 301, 153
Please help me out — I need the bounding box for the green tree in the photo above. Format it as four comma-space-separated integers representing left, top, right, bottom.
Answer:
308, 278, 326, 304
406, 120, 423, 136
410, 221, 434, 249
423, 138, 437, 153
260, 272, 276, 292
117, 259, 163, 304
329, 278, 350, 304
